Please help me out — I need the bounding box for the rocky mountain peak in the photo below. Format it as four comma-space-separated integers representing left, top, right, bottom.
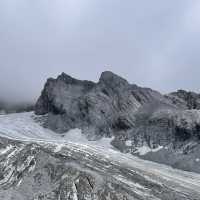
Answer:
99, 71, 129, 88
35, 71, 200, 161
57, 72, 93, 86
57, 72, 78, 83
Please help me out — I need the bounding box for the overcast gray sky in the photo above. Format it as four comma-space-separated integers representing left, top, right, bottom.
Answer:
0, 0, 200, 103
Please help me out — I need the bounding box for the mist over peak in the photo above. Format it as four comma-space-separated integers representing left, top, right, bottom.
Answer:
0, 0, 200, 103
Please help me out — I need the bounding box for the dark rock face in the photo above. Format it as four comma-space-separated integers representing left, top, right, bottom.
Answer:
35, 71, 200, 153
35, 73, 95, 116
35, 71, 172, 136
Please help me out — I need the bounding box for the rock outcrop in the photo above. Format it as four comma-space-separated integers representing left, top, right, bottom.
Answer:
165, 90, 200, 109
35, 72, 173, 134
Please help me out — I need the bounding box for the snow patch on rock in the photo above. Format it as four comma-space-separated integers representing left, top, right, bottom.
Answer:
196, 158, 200, 163
0, 145, 13, 155
135, 146, 163, 156
125, 140, 132, 146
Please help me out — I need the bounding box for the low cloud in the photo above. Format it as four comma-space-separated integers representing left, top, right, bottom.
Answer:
0, 0, 200, 103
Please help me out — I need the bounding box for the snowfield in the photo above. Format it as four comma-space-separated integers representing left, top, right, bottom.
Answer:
0, 112, 113, 148
0, 112, 200, 199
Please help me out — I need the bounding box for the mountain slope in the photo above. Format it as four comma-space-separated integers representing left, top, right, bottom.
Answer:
0, 112, 200, 199
34, 71, 200, 173
166, 90, 200, 109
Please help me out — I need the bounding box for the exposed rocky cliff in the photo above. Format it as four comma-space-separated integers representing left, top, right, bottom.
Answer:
35, 71, 174, 135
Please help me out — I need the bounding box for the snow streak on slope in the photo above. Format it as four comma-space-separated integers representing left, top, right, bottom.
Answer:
0, 112, 200, 199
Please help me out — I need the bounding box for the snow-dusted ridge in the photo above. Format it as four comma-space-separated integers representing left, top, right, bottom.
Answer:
0, 112, 200, 199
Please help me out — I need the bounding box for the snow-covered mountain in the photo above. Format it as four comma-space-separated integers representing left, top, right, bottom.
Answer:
1, 71, 200, 199
0, 112, 200, 199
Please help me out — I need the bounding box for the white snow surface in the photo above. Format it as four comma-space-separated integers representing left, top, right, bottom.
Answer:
196, 158, 200, 162
0, 112, 113, 149
135, 145, 163, 156
1, 112, 200, 195
0, 145, 12, 154
125, 140, 132, 146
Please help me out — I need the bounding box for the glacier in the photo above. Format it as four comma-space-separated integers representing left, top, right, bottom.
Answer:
0, 112, 200, 199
